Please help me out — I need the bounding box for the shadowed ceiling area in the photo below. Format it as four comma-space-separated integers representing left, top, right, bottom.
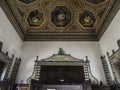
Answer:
0, 0, 120, 41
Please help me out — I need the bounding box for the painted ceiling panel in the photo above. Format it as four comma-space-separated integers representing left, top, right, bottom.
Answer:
0, 0, 119, 41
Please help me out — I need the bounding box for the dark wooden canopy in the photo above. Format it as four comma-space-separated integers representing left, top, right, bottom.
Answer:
27, 48, 98, 85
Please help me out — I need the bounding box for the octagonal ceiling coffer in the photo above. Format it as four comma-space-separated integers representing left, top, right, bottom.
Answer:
86, 0, 106, 5
18, 0, 37, 4
27, 9, 44, 27
79, 10, 97, 29
51, 6, 71, 27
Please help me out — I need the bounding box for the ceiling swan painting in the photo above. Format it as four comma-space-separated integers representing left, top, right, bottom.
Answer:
51, 6, 71, 27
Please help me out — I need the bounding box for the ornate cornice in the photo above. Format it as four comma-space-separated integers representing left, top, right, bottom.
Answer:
24, 33, 98, 41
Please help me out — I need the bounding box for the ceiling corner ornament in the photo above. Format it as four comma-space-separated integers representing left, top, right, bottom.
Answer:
78, 10, 97, 29
51, 6, 71, 27
26, 9, 44, 28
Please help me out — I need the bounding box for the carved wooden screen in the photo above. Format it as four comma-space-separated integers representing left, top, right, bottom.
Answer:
27, 48, 98, 85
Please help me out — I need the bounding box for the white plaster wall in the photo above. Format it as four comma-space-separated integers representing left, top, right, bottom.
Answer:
17, 41, 106, 84
99, 9, 120, 82
99, 10, 120, 56
0, 7, 23, 57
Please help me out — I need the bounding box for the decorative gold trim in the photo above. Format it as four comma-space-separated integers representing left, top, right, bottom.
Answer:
16, 0, 38, 6
85, 0, 108, 6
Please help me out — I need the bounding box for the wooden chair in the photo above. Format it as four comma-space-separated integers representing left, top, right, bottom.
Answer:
17, 84, 30, 90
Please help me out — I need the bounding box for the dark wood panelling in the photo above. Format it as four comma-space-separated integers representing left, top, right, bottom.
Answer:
40, 66, 85, 84
92, 85, 111, 90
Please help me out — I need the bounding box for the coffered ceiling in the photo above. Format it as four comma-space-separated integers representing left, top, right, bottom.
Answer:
0, 0, 120, 41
